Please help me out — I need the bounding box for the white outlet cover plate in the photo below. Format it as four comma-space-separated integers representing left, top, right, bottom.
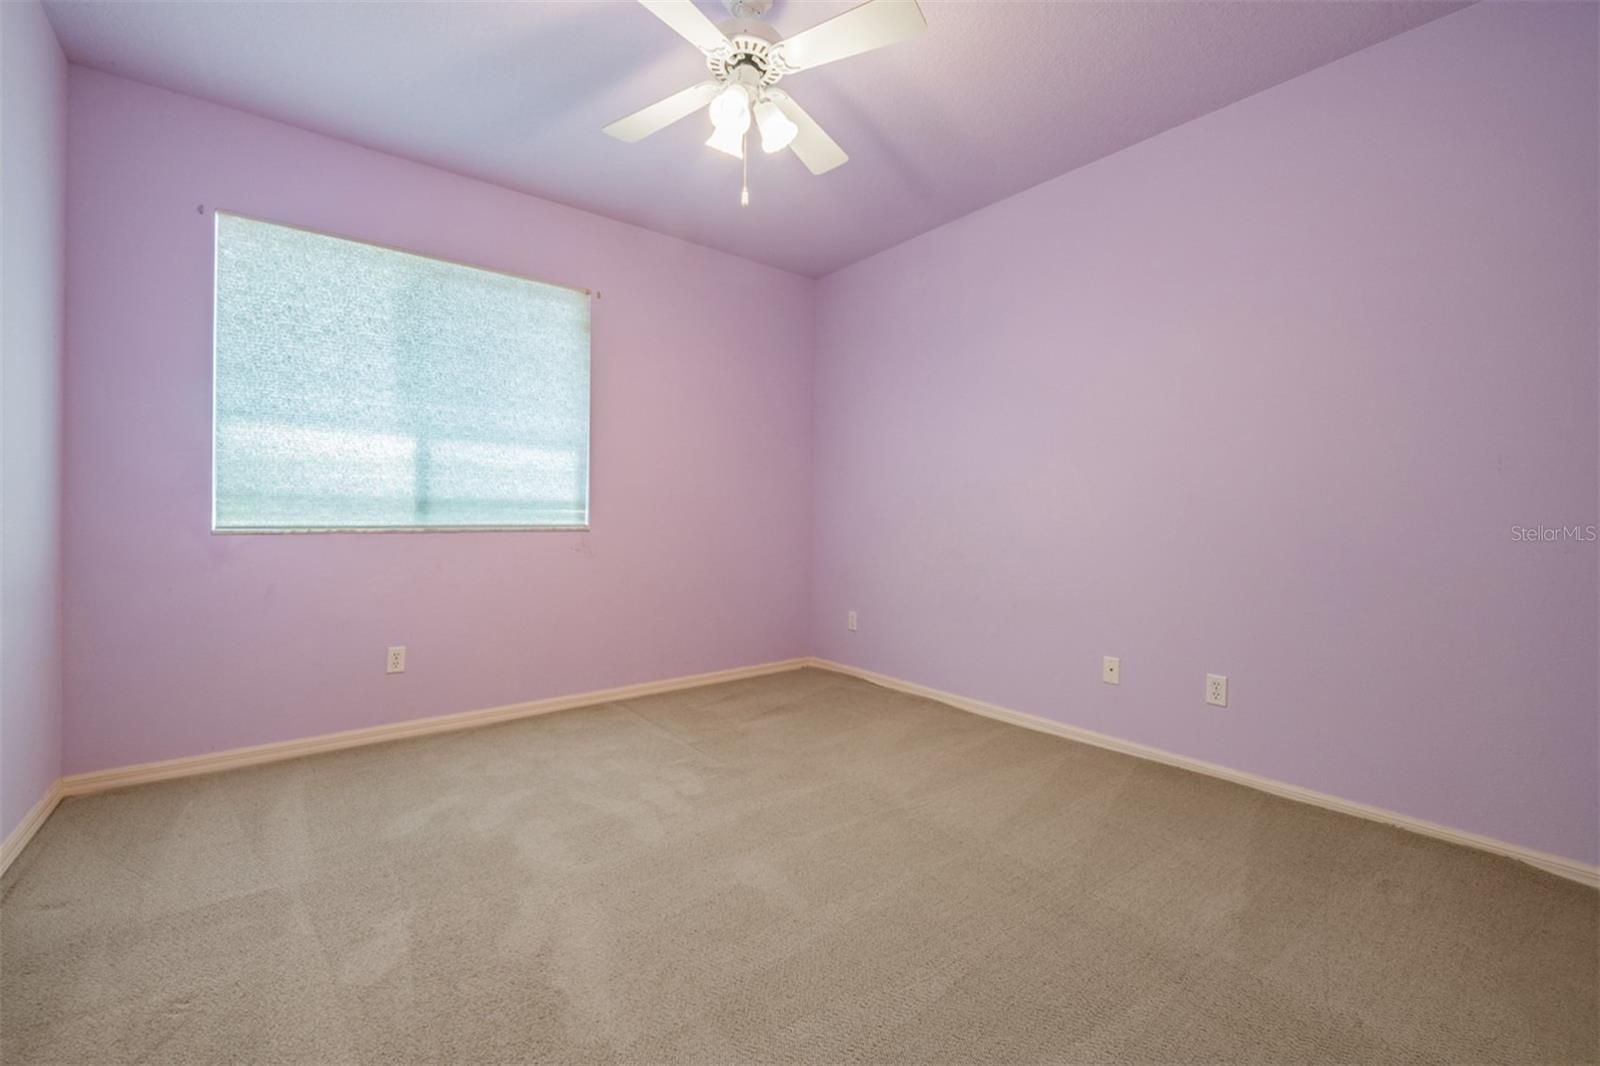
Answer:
387, 646, 406, 674
1102, 656, 1120, 685
847, 611, 857, 632
1206, 673, 1227, 707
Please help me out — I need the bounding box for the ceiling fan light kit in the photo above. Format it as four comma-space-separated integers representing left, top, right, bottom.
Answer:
754, 100, 798, 154
604, 0, 927, 206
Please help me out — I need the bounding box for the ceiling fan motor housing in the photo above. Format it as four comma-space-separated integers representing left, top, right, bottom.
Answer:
707, 32, 785, 87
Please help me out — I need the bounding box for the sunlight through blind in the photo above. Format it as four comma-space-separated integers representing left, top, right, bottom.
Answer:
213, 213, 590, 531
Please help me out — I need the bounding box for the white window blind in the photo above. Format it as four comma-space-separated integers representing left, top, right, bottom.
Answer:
213, 213, 590, 531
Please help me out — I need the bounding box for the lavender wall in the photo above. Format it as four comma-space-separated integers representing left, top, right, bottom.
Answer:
811, 2, 1599, 864
1, 1, 67, 842
62, 69, 813, 775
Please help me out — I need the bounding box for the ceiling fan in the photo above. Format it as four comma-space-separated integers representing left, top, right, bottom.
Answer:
603, 0, 927, 205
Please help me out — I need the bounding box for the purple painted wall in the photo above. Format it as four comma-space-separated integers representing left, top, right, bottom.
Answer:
811, 2, 1599, 864
46, 2, 1600, 867
1, 0, 67, 842
62, 69, 814, 775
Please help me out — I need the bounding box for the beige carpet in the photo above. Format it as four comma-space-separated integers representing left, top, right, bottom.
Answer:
2, 668, 1595, 1064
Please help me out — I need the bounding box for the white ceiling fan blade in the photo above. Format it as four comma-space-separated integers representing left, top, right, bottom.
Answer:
604, 81, 720, 142
775, 0, 926, 73
769, 92, 847, 175
637, 0, 730, 54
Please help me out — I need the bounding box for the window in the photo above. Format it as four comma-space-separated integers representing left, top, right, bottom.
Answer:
213, 212, 590, 532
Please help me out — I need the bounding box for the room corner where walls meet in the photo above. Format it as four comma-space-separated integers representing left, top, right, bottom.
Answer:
0, 0, 68, 849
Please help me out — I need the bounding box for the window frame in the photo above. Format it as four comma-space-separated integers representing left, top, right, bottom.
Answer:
209, 209, 594, 536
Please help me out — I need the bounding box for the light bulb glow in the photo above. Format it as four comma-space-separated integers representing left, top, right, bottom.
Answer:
754, 99, 798, 154
709, 85, 751, 134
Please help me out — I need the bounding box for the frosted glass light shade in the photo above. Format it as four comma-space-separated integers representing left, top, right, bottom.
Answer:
706, 122, 746, 158
754, 99, 798, 153
709, 84, 750, 132
706, 84, 751, 158
212, 213, 591, 531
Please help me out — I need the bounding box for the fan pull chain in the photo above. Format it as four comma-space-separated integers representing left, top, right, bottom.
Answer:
740, 130, 750, 207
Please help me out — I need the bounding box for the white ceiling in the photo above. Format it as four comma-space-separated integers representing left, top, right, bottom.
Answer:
43, 0, 1468, 277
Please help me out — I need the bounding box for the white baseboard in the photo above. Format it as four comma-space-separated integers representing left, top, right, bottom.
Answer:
15, 655, 1594, 889
805, 657, 1600, 889
54, 657, 809, 800
0, 778, 64, 878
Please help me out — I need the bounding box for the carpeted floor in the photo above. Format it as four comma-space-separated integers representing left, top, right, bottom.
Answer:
1, 668, 1595, 1064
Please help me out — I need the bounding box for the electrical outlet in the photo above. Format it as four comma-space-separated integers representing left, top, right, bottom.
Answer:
1102, 656, 1120, 685
386, 646, 406, 674
1206, 673, 1227, 707
847, 610, 858, 632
